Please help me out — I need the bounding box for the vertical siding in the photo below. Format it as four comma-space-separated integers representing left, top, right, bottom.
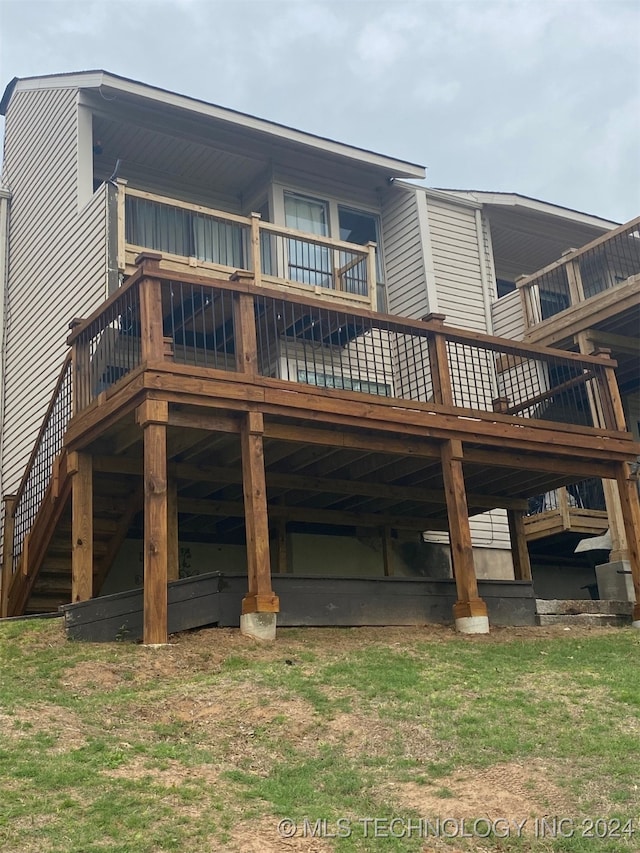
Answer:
382, 185, 429, 320
492, 290, 526, 340
1, 87, 109, 494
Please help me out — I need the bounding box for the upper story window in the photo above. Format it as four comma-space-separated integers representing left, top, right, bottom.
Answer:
280, 190, 385, 305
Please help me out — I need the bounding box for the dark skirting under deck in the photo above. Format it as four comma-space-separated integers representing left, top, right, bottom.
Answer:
60, 573, 537, 642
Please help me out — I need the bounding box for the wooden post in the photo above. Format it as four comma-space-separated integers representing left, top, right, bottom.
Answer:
69, 319, 89, 414
137, 400, 169, 645
366, 241, 378, 312
614, 462, 640, 625
577, 336, 629, 561
70, 452, 93, 603
565, 259, 585, 306
240, 411, 279, 619
116, 178, 128, 273
137, 253, 165, 364
507, 509, 532, 581
558, 486, 571, 531
441, 439, 488, 632
167, 478, 179, 583
423, 314, 453, 406
233, 292, 258, 376
1, 495, 17, 617
250, 212, 262, 287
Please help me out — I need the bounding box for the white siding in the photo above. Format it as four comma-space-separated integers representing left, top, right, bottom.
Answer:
492, 290, 526, 340
382, 185, 429, 320
423, 195, 512, 555
426, 195, 487, 331
1, 87, 109, 494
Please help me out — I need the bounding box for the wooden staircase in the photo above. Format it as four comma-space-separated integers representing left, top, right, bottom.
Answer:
15, 476, 142, 615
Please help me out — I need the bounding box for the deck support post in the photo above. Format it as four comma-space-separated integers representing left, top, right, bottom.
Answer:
70, 452, 93, 603
507, 510, 532, 581
240, 411, 279, 640
577, 335, 629, 562
1, 495, 17, 617
441, 439, 489, 634
614, 462, 640, 626
137, 400, 169, 645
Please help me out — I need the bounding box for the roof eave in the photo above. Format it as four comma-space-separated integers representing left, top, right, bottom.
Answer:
1, 70, 426, 180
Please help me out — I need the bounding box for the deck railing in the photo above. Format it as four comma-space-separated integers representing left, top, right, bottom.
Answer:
527, 478, 606, 516
517, 216, 640, 328
64, 262, 627, 435
10, 356, 72, 575
4, 261, 630, 614
120, 186, 376, 308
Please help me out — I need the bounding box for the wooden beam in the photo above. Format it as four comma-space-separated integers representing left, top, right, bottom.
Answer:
94, 484, 143, 595
614, 462, 640, 623
71, 453, 93, 603
1, 495, 17, 618
581, 329, 640, 357
143, 421, 168, 644
441, 440, 487, 621
177, 496, 448, 532
525, 277, 639, 347
240, 412, 279, 614
507, 510, 532, 581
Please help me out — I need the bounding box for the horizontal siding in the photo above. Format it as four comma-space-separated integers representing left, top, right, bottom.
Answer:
425, 509, 512, 550
2, 87, 109, 494
426, 197, 487, 333
382, 186, 429, 320
492, 290, 526, 340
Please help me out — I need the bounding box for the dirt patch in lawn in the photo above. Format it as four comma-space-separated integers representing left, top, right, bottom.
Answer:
0, 703, 87, 753
392, 759, 573, 829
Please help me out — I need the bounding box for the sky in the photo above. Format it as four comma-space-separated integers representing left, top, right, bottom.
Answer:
0, 0, 638, 223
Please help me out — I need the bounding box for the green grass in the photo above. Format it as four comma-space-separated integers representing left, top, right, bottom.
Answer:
0, 620, 638, 852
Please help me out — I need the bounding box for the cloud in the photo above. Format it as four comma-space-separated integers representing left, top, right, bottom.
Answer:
0, 0, 638, 221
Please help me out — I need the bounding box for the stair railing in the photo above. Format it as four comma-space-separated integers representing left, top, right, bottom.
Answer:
6, 355, 73, 603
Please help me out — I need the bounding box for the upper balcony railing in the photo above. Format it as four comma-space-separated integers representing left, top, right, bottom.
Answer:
516, 216, 640, 329
118, 184, 378, 310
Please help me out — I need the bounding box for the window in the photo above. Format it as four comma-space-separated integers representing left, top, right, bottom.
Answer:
125, 196, 244, 268
338, 207, 383, 301
297, 369, 390, 397
284, 193, 331, 286
496, 278, 516, 298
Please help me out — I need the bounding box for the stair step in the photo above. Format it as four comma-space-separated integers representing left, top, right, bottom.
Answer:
25, 596, 69, 614
537, 613, 631, 627
536, 599, 634, 616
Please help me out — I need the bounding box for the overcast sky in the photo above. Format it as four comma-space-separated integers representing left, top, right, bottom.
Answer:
0, 0, 638, 222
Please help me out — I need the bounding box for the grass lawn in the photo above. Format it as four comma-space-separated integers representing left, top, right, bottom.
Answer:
0, 619, 638, 852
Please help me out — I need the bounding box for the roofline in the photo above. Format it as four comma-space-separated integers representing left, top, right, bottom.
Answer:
433, 189, 619, 229
1, 71, 426, 180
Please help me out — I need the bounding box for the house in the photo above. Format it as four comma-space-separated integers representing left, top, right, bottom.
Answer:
0, 71, 638, 641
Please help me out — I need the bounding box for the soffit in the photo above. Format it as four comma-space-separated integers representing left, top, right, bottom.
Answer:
486, 206, 611, 282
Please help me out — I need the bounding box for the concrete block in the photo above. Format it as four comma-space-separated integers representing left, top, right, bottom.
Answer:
596, 561, 635, 603
240, 611, 277, 640
455, 615, 490, 634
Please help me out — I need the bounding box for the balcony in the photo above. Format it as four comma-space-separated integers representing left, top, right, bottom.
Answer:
117, 185, 378, 310
517, 216, 640, 348
2, 256, 638, 633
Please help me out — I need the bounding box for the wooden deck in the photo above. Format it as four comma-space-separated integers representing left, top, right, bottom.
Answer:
3, 254, 640, 638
